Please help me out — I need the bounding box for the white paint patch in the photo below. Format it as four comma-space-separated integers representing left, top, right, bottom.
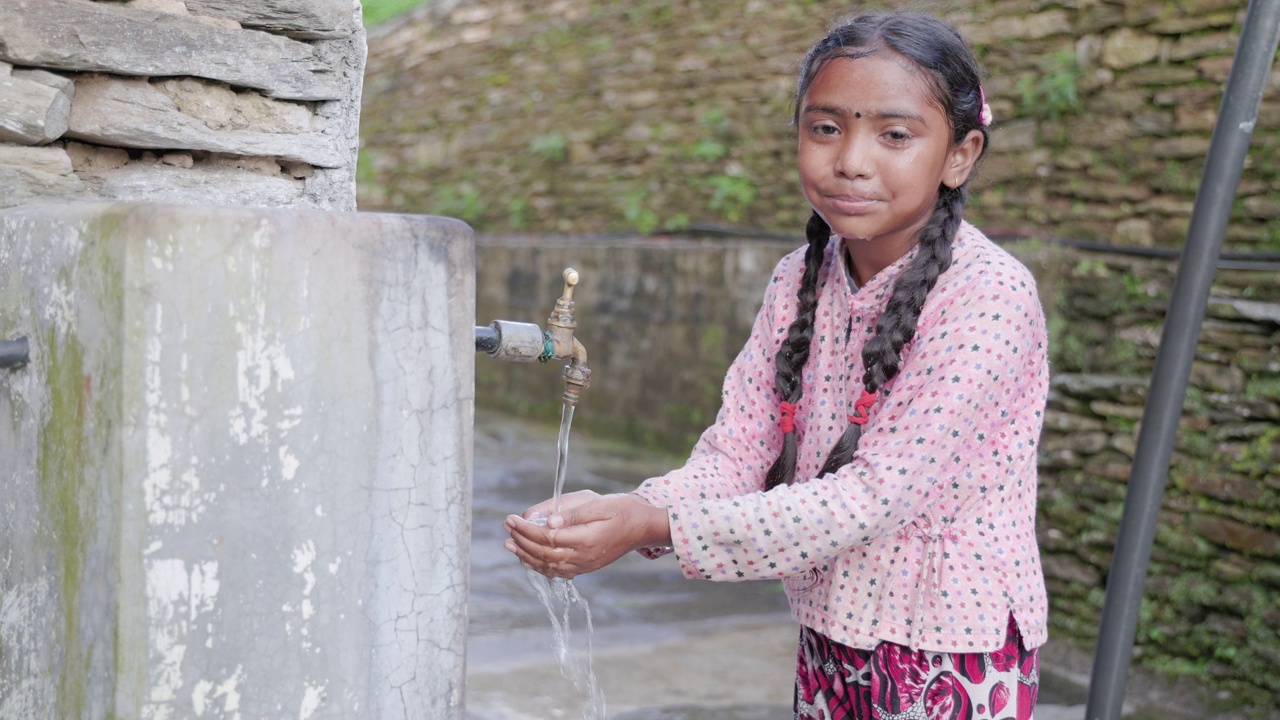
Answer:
279, 445, 300, 481
292, 540, 317, 595
191, 679, 213, 715
298, 682, 327, 719
142, 306, 209, 527
228, 233, 298, 462
146, 558, 190, 710
145, 559, 222, 716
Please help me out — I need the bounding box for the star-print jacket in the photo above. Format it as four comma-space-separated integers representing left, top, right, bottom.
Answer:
634, 222, 1050, 654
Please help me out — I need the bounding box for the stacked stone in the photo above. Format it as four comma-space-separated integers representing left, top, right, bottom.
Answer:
360, 0, 1273, 251
1027, 248, 1280, 706
0, 0, 365, 210
962, 0, 1259, 249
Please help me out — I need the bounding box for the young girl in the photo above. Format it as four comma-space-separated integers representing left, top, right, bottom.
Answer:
505, 11, 1048, 719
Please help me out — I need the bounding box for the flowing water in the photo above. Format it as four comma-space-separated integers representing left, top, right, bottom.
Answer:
525, 402, 607, 719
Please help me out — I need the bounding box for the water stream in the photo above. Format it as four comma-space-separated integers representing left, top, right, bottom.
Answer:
525, 402, 606, 719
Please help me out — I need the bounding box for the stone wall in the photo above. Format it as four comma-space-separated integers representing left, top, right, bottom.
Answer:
474, 234, 1280, 712
0, 0, 366, 210
360, 0, 1274, 250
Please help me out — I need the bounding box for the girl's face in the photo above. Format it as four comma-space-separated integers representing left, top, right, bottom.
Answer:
797, 52, 983, 261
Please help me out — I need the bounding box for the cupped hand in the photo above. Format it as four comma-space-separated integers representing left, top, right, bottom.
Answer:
504, 493, 670, 579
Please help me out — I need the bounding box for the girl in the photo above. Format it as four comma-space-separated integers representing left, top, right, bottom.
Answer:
505, 11, 1048, 720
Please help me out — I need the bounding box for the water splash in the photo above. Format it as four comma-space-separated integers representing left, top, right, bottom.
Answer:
524, 401, 605, 719
524, 570, 606, 719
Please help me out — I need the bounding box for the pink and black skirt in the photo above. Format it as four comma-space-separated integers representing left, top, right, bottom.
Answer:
795, 615, 1039, 720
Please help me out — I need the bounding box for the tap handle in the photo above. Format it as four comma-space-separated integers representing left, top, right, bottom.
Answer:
560, 268, 578, 303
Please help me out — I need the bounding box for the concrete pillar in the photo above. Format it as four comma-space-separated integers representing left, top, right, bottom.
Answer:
0, 203, 474, 719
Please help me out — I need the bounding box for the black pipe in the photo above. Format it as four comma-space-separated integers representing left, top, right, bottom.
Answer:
0, 337, 29, 368
475, 325, 499, 354
1084, 2, 1280, 719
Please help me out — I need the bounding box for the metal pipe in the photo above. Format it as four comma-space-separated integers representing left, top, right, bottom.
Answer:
475, 325, 500, 354
1084, 2, 1280, 718
0, 337, 29, 368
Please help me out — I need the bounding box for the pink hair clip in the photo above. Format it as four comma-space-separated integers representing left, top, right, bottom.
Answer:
978, 85, 993, 127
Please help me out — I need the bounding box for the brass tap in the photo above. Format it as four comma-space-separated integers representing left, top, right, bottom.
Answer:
475, 267, 591, 405
548, 269, 591, 406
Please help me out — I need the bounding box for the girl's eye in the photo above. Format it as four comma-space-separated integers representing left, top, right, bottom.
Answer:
810, 122, 839, 136
885, 130, 912, 143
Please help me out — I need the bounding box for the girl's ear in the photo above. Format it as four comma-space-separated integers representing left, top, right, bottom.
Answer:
943, 129, 986, 189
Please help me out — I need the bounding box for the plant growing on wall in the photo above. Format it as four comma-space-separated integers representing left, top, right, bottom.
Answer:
530, 132, 568, 162
621, 189, 661, 235
1017, 50, 1083, 119
431, 182, 486, 224
706, 174, 756, 224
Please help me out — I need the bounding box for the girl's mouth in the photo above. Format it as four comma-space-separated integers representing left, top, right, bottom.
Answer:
826, 194, 879, 214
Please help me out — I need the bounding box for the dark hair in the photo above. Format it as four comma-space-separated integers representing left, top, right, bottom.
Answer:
764, 12, 988, 491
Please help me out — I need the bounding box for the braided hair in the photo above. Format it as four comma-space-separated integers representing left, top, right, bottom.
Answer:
764, 12, 990, 491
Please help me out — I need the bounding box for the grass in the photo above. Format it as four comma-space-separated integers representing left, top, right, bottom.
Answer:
362, 0, 433, 26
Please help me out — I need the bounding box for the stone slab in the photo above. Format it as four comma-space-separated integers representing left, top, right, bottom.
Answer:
67, 75, 345, 167
0, 63, 73, 145
0, 203, 474, 719
0, 0, 343, 101
185, 0, 358, 39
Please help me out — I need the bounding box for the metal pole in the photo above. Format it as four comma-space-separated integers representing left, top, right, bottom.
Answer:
1084, 1, 1280, 718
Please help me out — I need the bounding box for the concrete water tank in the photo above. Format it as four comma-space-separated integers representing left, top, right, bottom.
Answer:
0, 203, 474, 719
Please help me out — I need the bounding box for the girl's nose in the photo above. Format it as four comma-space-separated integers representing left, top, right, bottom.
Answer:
835, 133, 873, 179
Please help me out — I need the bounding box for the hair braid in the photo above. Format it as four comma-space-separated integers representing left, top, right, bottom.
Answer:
817, 185, 966, 476
763, 211, 831, 491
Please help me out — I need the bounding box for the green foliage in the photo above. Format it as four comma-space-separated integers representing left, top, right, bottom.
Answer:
431, 183, 486, 224
1016, 50, 1083, 119
697, 107, 730, 133
530, 133, 568, 162
1244, 375, 1280, 402
505, 198, 528, 229
706, 174, 756, 224
688, 139, 728, 162
361, 0, 431, 26
621, 189, 661, 235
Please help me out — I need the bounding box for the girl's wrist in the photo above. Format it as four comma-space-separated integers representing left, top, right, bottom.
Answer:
626, 492, 673, 548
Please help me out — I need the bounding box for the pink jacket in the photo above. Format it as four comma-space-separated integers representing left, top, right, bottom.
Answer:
634, 223, 1050, 653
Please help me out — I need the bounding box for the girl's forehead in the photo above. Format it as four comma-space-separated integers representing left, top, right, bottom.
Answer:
804, 53, 943, 114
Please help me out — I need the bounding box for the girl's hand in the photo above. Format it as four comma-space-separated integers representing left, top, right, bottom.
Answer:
504, 494, 671, 579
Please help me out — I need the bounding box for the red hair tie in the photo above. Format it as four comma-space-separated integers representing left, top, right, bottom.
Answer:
847, 389, 877, 426
779, 401, 798, 434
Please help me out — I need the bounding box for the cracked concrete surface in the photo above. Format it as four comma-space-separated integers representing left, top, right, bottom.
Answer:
0, 203, 473, 719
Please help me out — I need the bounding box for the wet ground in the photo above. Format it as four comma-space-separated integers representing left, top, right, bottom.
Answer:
464, 411, 1199, 720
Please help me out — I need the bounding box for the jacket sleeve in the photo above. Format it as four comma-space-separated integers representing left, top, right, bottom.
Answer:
631, 249, 803, 511
665, 262, 1049, 581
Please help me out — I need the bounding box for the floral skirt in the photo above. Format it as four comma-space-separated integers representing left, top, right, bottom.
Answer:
795, 616, 1039, 720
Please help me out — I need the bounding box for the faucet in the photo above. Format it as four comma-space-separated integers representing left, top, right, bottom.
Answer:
475, 268, 592, 406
